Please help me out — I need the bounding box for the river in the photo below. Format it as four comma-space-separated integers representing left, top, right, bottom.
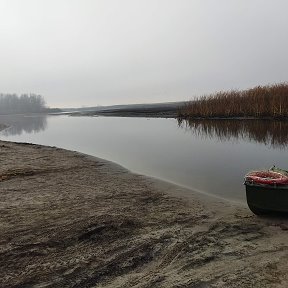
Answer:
1, 114, 288, 202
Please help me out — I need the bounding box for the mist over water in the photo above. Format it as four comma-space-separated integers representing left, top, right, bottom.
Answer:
1, 115, 288, 202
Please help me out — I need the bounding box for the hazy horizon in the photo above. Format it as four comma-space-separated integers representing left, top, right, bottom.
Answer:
1, 0, 288, 108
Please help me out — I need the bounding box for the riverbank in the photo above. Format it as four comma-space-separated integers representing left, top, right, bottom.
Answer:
178, 83, 288, 119
73, 107, 178, 118
1, 141, 288, 287
69, 103, 184, 118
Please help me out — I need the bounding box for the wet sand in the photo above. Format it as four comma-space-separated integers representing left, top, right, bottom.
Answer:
1, 141, 288, 288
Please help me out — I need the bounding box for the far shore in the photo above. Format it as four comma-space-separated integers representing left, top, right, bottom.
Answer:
68, 109, 288, 120
1, 140, 288, 287
69, 106, 179, 118
1, 107, 288, 121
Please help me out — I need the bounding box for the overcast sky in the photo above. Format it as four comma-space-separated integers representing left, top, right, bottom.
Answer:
0, 0, 287, 107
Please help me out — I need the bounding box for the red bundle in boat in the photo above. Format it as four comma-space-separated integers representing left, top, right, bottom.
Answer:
245, 170, 288, 185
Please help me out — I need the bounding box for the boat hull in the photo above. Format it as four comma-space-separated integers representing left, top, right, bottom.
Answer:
245, 183, 288, 214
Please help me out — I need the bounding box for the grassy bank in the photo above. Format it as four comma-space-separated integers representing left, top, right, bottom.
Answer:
179, 83, 288, 119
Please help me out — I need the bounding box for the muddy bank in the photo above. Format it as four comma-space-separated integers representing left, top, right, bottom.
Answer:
71, 107, 178, 118
1, 141, 288, 287
69, 104, 182, 118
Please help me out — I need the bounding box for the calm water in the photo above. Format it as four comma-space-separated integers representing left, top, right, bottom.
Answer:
1, 114, 288, 202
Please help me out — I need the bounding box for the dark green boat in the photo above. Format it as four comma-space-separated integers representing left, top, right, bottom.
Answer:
244, 166, 288, 215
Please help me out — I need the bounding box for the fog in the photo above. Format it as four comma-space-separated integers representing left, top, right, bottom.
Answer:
0, 94, 45, 114
0, 0, 287, 108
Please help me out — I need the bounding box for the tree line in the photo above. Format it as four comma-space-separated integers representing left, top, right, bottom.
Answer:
178, 83, 288, 119
0, 93, 46, 114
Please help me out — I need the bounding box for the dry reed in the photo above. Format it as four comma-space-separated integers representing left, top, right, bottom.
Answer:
179, 83, 288, 119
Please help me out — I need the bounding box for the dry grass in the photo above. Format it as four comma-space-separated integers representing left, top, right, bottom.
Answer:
179, 83, 288, 119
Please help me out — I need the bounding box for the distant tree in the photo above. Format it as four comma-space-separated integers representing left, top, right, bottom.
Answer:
0, 93, 46, 114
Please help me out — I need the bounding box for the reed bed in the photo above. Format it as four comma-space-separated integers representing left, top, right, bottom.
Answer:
179, 83, 288, 119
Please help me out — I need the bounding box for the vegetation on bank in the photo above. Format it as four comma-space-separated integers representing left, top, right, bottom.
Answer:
0, 93, 46, 114
178, 83, 288, 119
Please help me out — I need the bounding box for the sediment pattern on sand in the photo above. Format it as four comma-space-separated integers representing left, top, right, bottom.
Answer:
1, 141, 288, 288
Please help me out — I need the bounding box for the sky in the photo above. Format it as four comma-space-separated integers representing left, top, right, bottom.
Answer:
0, 0, 287, 108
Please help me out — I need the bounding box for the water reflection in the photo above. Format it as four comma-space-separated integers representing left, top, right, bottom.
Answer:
1, 116, 287, 201
0, 114, 47, 136
178, 119, 288, 148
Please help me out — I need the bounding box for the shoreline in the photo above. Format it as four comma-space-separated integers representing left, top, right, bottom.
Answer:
1, 140, 288, 287
80, 150, 246, 207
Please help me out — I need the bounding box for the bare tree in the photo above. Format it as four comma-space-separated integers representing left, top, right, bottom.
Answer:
0, 93, 46, 114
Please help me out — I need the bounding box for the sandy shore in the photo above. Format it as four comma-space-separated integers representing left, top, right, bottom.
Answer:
1, 141, 288, 287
